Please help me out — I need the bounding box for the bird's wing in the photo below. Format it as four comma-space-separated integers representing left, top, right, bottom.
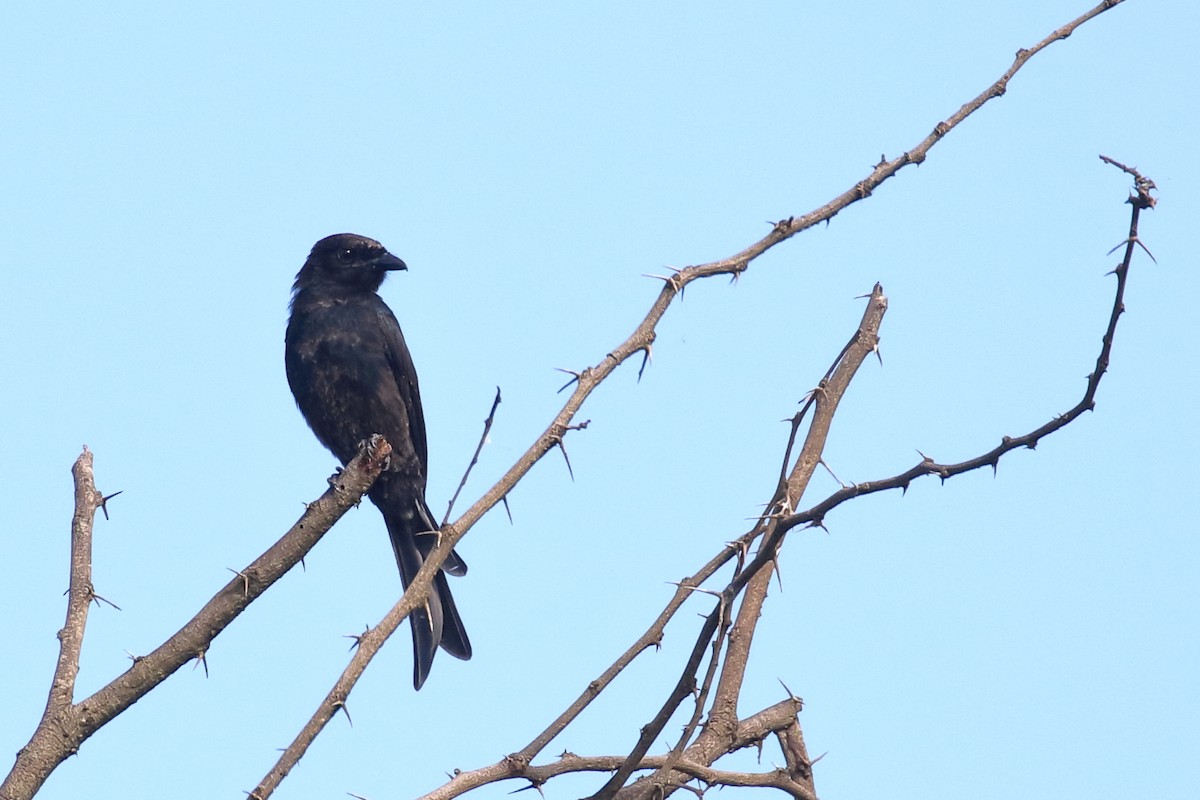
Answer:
376, 304, 429, 471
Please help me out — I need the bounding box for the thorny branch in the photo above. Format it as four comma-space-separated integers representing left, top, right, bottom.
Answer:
594, 286, 885, 800
772, 158, 1154, 540
51, 449, 104, 712
2, 438, 392, 800
416, 160, 1154, 800
2, 2, 1144, 799
425, 700, 807, 800
442, 387, 503, 525
253, 4, 1133, 797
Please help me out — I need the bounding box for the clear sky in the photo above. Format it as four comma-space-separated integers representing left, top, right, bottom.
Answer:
1, 2, 1196, 799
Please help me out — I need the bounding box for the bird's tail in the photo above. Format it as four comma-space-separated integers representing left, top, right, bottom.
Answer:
378, 489, 472, 690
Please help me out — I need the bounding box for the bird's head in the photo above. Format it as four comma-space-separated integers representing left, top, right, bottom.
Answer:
293, 233, 407, 295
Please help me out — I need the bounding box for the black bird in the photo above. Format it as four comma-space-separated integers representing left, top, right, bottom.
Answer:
284, 233, 471, 689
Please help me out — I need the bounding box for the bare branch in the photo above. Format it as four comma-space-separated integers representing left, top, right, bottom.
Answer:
442, 387, 503, 525
416, 699, 803, 800
54, 450, 103, 707
615, 286, 887, 800
2, 438, 392, 800
777, 163, 1153, 537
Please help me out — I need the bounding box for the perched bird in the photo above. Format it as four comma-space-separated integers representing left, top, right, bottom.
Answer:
284, 233, 471, 689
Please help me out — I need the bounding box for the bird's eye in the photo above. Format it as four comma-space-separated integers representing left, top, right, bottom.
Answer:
337, 248, 355, 264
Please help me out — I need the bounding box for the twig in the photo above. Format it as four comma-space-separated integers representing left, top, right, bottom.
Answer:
442, 387, 503, 525
58, 449, 105, 704
1, 449, 105, 798
777, 162, 1152, 538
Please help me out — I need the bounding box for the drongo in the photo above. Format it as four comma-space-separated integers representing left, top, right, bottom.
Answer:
285, 233, 470, 689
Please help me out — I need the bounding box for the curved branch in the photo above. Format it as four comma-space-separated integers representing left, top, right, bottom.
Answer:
777, 161, 1153, 538
445, 0, 1131, 545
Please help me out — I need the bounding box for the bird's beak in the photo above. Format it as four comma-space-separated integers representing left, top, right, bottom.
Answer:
373, 252, 408, 272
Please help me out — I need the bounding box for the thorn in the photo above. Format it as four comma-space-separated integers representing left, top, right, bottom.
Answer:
98, 490, 122, 521
900, 481, 911, 496
415, 526, 444, 546
193, 649, 209, 678
637, 345, 653, 383
554, 368, 581, 394
668, 583, 722, 600
124, 649, 144, 664
557, 440, 575, 481
422, 597, 436, 633
775, 496, 794, 517
770, 216, 795, 234
727, 537, 752, 563
226, 567, 251, 597
90, 590, 122, 611
332, 699, 353, 727
501, 494, 513, 524
344, 625, 369, 651
916, 449, 934, 464
1134, 238, 1157, 263
1106, 236, 1155, 262
818, 458, 848, 488
508, 781, 546, 797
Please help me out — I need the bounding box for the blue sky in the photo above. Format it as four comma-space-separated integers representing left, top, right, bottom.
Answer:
1, 2, 1196, 799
